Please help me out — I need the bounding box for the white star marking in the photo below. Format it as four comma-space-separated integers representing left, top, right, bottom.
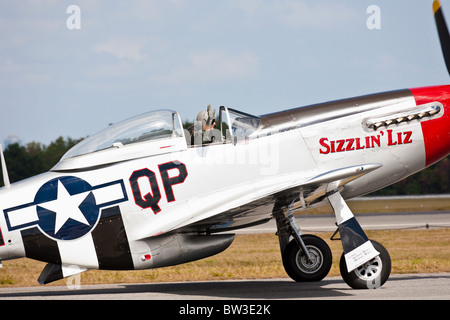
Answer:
39, 180, 91, 234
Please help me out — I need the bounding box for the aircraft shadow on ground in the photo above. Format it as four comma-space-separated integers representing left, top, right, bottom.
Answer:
2, 274, 448, 299
0, 278, 351, 299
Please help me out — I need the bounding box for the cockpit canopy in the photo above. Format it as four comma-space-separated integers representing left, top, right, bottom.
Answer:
54, 109, 186, 171
62, 109, 184, 159
52, 107, 263, 171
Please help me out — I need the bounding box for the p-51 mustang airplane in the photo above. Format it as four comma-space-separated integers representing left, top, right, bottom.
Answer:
0, 1, 449, 289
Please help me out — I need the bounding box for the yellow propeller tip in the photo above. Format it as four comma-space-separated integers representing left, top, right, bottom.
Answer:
434, 0, 442, 14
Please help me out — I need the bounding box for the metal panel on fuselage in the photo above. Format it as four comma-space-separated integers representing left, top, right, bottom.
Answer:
298, 90, 427, 199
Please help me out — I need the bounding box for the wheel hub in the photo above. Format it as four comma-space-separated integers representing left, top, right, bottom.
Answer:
296, 245, 324, 274
354, 256, 382, 281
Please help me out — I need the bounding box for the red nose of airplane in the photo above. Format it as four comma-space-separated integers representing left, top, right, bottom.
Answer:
410, 85, 450, 167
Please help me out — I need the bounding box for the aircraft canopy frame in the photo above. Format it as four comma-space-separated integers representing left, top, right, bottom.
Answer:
54, 109, 186, 171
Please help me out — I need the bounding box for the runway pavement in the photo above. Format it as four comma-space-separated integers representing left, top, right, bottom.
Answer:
0, 273, 448, 300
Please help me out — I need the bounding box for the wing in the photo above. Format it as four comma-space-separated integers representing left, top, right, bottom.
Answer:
177, 163, 382, 233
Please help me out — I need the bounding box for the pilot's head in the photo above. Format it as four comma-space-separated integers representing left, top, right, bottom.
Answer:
196, 104, 215, 131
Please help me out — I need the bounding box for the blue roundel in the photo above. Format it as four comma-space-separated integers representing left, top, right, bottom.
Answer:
34, 176, 100, 241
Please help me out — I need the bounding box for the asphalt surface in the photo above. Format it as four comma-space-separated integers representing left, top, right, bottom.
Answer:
0, 273, 448, 300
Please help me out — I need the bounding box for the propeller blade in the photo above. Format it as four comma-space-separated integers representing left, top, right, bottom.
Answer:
433, 0, 450, 75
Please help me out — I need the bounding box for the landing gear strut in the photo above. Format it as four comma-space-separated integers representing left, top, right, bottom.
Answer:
329, 191, 391, 289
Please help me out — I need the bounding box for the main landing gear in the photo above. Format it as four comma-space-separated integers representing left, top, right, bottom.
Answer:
275, 191, 391, 289
276, 213, 332, 282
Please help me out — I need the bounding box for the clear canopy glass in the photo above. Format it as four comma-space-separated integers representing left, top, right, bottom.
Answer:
62, 109, 183, 160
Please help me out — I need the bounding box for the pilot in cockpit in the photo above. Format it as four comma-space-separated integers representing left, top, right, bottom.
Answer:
190, 104, 216, 145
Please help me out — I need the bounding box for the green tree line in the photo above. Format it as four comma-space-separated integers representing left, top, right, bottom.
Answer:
1, 137, 81, 183
372, 156, 449, 195
0, 136, 448, 195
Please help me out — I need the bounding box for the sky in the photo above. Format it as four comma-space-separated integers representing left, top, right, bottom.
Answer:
0, 0, 449, 146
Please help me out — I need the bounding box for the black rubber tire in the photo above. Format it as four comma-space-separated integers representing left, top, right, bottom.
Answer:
283, 234, 332, 282
339, 240, 391, 289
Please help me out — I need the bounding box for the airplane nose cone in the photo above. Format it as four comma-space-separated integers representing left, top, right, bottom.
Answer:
410, 85, 450, 167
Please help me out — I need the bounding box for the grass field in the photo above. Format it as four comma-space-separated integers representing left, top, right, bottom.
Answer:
1, 228, 449, 287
